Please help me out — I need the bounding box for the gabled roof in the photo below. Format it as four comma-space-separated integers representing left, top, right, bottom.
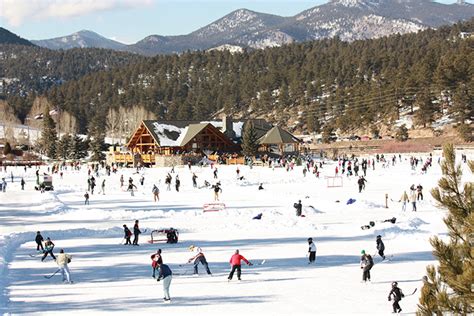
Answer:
177, 123, 208, 147
258, 126, 300, 144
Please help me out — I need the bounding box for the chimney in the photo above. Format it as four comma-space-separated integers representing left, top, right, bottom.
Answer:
222, 115, 235, 139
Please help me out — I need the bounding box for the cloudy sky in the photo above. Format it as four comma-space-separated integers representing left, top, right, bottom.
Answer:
0, 0, 471, 44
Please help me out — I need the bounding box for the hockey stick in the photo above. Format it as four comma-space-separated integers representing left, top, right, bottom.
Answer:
406, 288, 417, 296
44, 269, 61, 279
119, 238, 125, 245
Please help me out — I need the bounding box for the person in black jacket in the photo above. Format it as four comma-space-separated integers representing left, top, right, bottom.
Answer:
156, 262, 173, 302
294, 200, 302, 217
132, 220, 141, 246
35, 231, 44, 251
388, 281, 404, 313
360, 250, 374, 282
376, 235, 385, 259
123, 225, 132, 245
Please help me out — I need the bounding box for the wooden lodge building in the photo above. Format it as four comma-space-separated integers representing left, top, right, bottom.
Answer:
109, 117, 301, 166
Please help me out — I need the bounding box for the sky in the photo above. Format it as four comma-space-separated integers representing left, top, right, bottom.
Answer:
0, 0, 472, 44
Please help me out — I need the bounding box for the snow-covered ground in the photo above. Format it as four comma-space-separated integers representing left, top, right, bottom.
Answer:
0, 152, 472, 315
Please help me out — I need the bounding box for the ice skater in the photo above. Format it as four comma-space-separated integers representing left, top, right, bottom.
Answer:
41, 237, 56, 262
188, 245, 212, 275
308, 237, 316, 264
57, 249, 73, 284
228, 249, 252, 281
123, 224, 132, 245
360, 250, 373, 282
35, 231, 44, 251
133, 220, 141, 245
388, 281, 404, 313
376, 235, 385, 260
156, 262, 172, 302
151, 249, 163, 278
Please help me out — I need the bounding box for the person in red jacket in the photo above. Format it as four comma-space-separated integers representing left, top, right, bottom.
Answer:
228, 249, 252, 281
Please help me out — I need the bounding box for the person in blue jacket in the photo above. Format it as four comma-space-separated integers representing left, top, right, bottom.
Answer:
156, 262, 173, 302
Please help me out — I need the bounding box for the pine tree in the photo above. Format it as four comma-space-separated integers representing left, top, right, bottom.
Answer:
417, 144, 473, 315
415, 89, 436, 128
71, 134, 87, 159
395, 124, 409, 141
88, 113, 106, 161
40, 111, 57, 158
241, 121, 259, 157
56, 134, 72, 160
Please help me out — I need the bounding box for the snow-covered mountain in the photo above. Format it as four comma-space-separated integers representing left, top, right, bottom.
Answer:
32, 0, 474, 55
32, 30, 127, 50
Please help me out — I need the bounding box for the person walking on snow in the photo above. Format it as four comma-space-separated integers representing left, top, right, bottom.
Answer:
399, 191, 409, 211
21, 177, 25, 190
213, 182, 222, 201
35, 231, 44, 251
100, 179, 105, 195
152, 185, 160, 202
84, 192, 90, 205
151, 249, 163, 279
188, 245, 212, 275
228, 249, 252, 281
308, 238, 316, 264
376, 235, 385, 260
192, 173, 197, 188
123, 224, 132, 245
133, 220, 141, 245
360, 250, 373, 282
416, 184, 423, 201
410, 189, 417, 212
56, 249, 73, 284
388, 281, 404, 313
120, 175, 124, 187
41, 237, 56, 262
294, 200, 302, 217
156, 262, 172, 302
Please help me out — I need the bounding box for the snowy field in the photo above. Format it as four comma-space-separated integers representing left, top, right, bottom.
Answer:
0, 151, 472, 315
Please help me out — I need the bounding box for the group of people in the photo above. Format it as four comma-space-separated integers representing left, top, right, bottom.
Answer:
123, 220, 142, 245
34, 232, 73, 284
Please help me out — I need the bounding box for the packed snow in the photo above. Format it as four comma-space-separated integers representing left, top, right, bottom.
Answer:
0, 150, 472, 315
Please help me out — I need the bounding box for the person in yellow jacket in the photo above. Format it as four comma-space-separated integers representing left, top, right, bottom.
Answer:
399, 191, 409, 211
56, 249, 73, 284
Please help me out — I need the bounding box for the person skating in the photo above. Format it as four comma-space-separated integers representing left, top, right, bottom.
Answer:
156, 262, 172, 302
152, 185, 160, 202
56, 249, 73, 284
21, 178, 25, 190
100, 179, 106, 195
123, 224, 132, 245
175, 176, 180, 192
192, 173, 197, 188
376, 235, 385, 260
294, 200, 302, 217
133, 220, 141, 245
360, 250, 373, 282
84, 192, 90, 205
416, 184, 423, 201
388, 281, 404, 313
41, 237, 56, 262
399, 191, 409, 212
213, 182, 222, 201
120, 175, 124, 188
308, 238, 316, 264
357, 176, 367, 193
228, 249, 252, 281
35, 231, 44, 251
410, 189, 417, 212
188, 245, 212, 275
151, 249, 163, 278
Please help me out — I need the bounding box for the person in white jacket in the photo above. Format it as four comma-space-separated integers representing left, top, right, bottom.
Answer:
409, 189, 417, 212
56, 249, 73, 284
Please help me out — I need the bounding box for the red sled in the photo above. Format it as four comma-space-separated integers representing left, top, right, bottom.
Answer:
203, 203, 226, 212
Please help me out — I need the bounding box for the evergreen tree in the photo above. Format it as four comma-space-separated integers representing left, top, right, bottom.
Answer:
241, 121, 259, 157
3, 141, 12, 155
56, 134, 72, 160
40, 111, 57, 158
88, 113, 106, 161
395, 124, 409, 141
71, 134, 87, 160
417, 144, 473, 315
415, 89, 436, 128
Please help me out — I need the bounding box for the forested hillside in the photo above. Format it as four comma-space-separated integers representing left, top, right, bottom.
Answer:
2, 19, 473, 137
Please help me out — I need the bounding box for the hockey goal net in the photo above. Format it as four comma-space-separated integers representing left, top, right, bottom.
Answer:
326, 176, 343, 188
